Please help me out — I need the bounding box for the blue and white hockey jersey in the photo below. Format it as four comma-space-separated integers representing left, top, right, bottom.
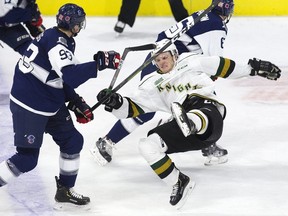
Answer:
10, 27, 98, 116
157, 10, 227, 56
0, 0, 34, 27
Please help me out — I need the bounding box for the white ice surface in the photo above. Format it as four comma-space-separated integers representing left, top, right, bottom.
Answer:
0, 16, 288, 216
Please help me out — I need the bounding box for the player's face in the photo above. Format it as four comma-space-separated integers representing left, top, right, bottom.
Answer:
154, 51, 175, 73
71, 20, 86, 37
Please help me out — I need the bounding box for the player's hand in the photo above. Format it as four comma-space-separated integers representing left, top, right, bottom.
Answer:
94, 51, 120, 71
97, 89, 123, 112
67, 95, 94, 124
249, 58, 281, 80
25, 22, 45, 37
30, 3, 43, 27
25, 3, 45, 37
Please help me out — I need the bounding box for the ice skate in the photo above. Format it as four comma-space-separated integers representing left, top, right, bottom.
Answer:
54, 176, 90, 210
114, 21, 126, 35
170, 172, 195, 209
171, 102, 196, 137
90, 137, 114, 166
201, 143, 228, 166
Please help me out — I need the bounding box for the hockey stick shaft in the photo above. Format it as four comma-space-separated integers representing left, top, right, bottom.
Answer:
92, 0, 220, 111
108, 43, 156, 89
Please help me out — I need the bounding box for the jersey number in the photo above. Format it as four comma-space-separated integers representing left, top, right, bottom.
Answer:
221, 37, 225, 49
18, 43, 38, 74
59, 49, 73, 60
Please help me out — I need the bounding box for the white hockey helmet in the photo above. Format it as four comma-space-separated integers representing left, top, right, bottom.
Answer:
152, 39, 179, 65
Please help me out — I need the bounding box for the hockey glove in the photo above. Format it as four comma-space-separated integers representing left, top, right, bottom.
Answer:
94, 51, 120, 71
67, 95, 94, 124
249, 58, 281, 80
97, 89, 123, 112
25, 3, 45, 37
25, 22, 45, 37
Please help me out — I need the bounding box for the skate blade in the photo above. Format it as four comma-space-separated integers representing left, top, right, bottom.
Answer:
174, 180, 196, 210
204, 155, 228, 166
54, 201, 91, 211
171, 102, 192, 137
89, 147, 109, 166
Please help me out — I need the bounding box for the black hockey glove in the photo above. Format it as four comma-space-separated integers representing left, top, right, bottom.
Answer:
67, 95, 94, 124
248, 58, 281, 80
25, 3, 45, 37
25, 22, 45, 37
94, 51, 120, 71
97, 89, 123, 112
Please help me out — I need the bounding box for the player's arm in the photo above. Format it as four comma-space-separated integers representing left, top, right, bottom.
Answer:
48, 44, 120, 88
96, 89, 144, 118
189, 55, 281, 80
96, 86, 156, 119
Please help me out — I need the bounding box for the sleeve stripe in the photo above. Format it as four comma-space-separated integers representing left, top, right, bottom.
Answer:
216, 57, 236, 78
127, 98, 144, 117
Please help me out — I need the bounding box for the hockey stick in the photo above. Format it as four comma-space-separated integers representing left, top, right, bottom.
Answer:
91, 0, 220, 111
108, 43, 156, 90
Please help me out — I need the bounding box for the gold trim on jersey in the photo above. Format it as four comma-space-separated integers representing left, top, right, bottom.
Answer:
127, 98, 144, 117
215, 57, 235, 78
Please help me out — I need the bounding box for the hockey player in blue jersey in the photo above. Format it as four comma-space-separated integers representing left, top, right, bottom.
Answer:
0, 3, 120, 209
0, 0, 45, 55
91, 0, 234, 166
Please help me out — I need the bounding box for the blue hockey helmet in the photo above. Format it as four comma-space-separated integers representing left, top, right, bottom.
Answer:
212, 0, 234, 17
56, 3, 86, 31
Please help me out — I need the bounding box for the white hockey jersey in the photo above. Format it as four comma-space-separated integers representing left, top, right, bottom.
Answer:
112, 53, 252, 119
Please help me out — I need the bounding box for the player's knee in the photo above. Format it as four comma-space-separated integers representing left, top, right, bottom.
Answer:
199, 105, 224, 142
187, 109, 209, 134
138, 133, 167, 163
9, 147, 40, 173
57, 129, 84, 154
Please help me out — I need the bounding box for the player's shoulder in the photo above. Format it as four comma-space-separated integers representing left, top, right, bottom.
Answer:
178, 53, 199, 62
189, 10, 225, 34
39, 27, 75, 51
139, 71, 160, 88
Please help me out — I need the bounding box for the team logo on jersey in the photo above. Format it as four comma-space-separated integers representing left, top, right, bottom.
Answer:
66, 115, 71, 121
57, 37, 68, 47
154, 77, 164, 86
157, 82, 198, 93
25, 135, 36, 144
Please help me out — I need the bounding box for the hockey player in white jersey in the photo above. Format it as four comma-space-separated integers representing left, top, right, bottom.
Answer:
91, 0, 234, 166
96, 42, 281, 208
0, 3, 120, 210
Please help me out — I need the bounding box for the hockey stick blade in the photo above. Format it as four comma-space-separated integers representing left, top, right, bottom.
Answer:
92, 0, 220, 111
108, 43, 156, 90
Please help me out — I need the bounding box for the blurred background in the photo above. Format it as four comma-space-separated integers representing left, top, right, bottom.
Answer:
37, 0, 288, 17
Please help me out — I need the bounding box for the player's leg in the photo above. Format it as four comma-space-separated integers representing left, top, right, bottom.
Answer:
139, 127, 196, 209
114, 0, 141, 33
46, 105, 90, 209
168, 0, 189, 22
90, 112, 155, 165
0, 24, 32, 55
173, 97, 228, 165
0, 101, 45, 186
